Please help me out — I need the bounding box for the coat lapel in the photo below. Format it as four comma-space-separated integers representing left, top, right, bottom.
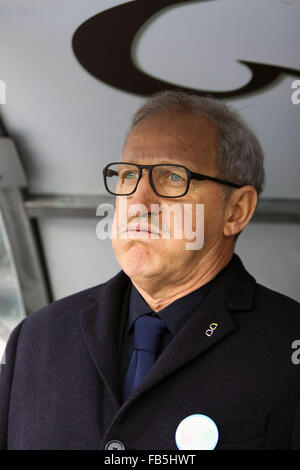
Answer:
78, 254, 256, 409
78, 271, 130, 409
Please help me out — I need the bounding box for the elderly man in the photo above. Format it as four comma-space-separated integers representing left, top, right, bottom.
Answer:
1, 91, 300, 450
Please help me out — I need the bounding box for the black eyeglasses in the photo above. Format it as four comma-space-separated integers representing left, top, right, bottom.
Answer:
103, 162, 242, 198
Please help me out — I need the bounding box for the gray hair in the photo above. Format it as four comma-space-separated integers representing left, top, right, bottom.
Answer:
125, 90, 265, 199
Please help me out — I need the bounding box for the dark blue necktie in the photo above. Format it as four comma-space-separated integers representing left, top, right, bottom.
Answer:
122, 315, 166, 402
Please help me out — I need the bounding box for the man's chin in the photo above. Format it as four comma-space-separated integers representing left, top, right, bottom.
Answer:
119, 245, 162, 279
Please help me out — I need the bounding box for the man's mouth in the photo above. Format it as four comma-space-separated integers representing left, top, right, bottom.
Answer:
124, 224, 159, 236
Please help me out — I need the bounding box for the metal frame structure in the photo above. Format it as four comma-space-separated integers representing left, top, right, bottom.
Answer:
0, 136, 50, 316
23, 194, 300, 223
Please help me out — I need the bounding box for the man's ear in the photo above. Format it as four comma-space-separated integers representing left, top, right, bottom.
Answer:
223, 185, 258, 238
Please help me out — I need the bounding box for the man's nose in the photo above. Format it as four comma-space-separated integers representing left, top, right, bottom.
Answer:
129, 169, 158, 203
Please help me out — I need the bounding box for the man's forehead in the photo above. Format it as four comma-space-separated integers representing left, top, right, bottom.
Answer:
121, 111, 218, 171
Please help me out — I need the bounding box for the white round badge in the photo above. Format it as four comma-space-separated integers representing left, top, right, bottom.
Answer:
175, 414, 219, 450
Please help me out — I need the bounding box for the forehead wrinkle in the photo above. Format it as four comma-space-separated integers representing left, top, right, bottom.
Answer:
122, 112, 218, 173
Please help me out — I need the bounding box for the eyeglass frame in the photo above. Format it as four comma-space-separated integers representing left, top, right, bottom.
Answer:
102, 161, 242, 198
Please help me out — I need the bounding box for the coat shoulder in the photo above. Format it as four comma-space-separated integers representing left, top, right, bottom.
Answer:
255, 282, 300, 319
21, 279, 110, 332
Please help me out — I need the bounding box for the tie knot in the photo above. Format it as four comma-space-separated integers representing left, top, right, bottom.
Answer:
133, 315, 166, 353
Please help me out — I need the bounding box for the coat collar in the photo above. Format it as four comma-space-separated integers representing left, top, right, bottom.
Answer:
78, 253, 256, 410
